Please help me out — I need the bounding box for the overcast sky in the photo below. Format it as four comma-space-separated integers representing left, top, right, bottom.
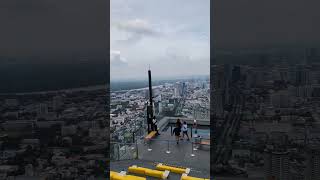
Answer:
214, 0, 320, 49
0, 0, 107, 60
110, 0, 210, 81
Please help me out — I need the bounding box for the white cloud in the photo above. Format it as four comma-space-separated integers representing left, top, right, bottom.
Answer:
113, 19, 160, 45
110, 50, 128, 67
116, 19, 158, 35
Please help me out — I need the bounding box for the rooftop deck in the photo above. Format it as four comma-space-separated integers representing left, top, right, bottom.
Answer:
111, 127, 210, 179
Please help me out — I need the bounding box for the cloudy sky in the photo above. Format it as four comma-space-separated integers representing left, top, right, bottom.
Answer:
0, 0, 107, 60
111, 0, 210, 81
214, 0, 320, 48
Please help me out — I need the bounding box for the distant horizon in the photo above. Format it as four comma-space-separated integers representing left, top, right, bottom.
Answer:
110, 75, 209, 91
110, 73, 209, 82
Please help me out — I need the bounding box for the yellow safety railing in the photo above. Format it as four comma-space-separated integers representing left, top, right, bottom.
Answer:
156, 163, 190, 174
110, 171, 146, 180
128, 165, 170, 179
180, 173, 210, 180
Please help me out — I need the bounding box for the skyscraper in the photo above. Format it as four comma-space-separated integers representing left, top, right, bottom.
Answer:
264, 149, 290, 180
295, 65, 310, 86
38, 103, 48, 116
212, 64, 231, 117
52, 95, 63, 111
305, 145, 320, 180
174, 82, 183, 97
232, 66, 241, 83
305, 48, 318, 64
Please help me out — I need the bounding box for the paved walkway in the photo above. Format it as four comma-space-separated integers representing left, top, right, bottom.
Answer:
111, 130, 210, 179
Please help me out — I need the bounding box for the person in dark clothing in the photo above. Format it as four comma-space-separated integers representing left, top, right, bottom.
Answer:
176, 119, 182, 129
152, 116, 160, 135
176, 119, 183, 140
172, 124, 181, 144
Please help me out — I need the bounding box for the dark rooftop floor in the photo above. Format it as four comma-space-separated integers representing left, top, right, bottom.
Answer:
111, 129, 210, 179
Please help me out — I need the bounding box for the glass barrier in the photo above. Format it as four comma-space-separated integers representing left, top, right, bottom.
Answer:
111, 137, 210, 162
110, 142, 138, 161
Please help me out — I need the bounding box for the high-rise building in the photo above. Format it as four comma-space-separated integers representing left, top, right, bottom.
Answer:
295, 85, 313, 98
305, 145, 320, 180
213, 90, 224, 116
193, 104, 210, 120
182, 82, 186, 94
213, 65, 225, 90
38, 103, 48, 116
232, 66, 241, 83
295, 65, 310, 86
279, 67, 289, 82
312, 84, 320, 97
212, 65, 231, 117
174, 82, 183, 97
264, 149, 290, 180
174, 88, 180, 97
245, 68, 254, 89
305, 48, 318, 64
158, 102, 162, 114
52, 96, 63, 111
259, 54, 269, 66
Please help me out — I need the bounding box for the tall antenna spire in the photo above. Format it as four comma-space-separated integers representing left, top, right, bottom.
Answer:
148, 69, 153, 106
147, 68, 154, 133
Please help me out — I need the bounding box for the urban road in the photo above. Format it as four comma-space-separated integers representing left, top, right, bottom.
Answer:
213, 86, 244, 165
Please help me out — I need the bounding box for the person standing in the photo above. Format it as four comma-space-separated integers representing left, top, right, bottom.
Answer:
182, 121, 190, 141
176, 119, 182, 131
193, 119, 198, 137
176, 119, 182, 140
172, 124, 181, 144
152, 116, 160, 135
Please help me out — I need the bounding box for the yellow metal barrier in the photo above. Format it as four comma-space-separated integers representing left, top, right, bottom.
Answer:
110, 171, 124, 180
125, 175, 147, 180
180, 173, 209, 180
110, 171, 146, 180
156, 163, 190, 174
145, 131, 157, 139
128, 165, 170, 179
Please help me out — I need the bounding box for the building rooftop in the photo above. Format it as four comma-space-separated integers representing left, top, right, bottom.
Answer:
110, 124, 210, 180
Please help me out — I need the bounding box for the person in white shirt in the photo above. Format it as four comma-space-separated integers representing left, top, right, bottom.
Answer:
182, 121, 190, 141
193, 119, 198, 137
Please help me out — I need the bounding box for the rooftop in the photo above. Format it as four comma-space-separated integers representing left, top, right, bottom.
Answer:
110, 123, 210, 180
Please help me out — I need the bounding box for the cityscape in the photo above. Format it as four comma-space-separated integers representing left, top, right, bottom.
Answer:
0, 86, 108, 179
110, 70, 211, 179
212, 48, 320, 180
110, 77, 210, 144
